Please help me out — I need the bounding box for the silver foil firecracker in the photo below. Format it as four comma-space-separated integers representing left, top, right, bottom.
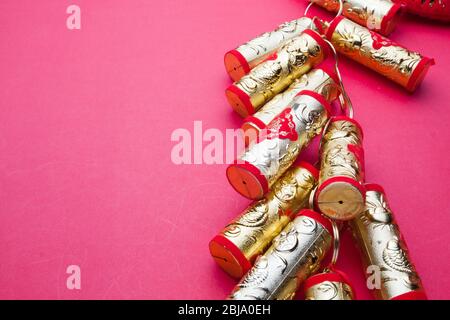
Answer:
225, 30, 329, 118
303, 270, 355, 300
226, 90, 331, 200
228, 210, 333, 300
310, 0, 402, 35
350, 184, 427, 300
314, 116, 365, 221
325, 17, 434, 92
224, 17, 322, 81
242, 65, 340, 145
210, 162, 319, 279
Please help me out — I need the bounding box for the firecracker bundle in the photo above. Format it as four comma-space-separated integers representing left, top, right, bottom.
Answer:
209, 0, 437, 300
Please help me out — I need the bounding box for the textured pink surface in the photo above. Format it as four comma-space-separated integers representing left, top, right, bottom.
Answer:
0, 0, 449, 300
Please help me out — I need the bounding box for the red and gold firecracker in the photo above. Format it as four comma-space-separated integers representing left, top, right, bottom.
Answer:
227, 91, 332, 200
303, 269, 355, 300
225, 17, 323, 81
228, 210, 333, 300
314, 116, 365, 220
242, 65, 340, 145
225, 30, 329, 117
210, 162, 318, 279
350, 184, 427, 300
310, 0, 402, 35
325, 17, 434, 92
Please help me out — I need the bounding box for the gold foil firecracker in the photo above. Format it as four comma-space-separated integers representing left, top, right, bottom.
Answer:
310, 0, 401, 35
228, 210, 333, 300
210, 162, 319, 279
314, 116, 365, 221
226, 91, 331, 200
242, 65, 340, 145
325, 17, 434, 92
303, 270, 355, 300
224, 17, 322, 81
350, 184, 427, 300
225, 30, 329, 118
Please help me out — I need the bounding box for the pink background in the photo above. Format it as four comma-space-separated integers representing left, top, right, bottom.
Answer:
0, 0, 449, 300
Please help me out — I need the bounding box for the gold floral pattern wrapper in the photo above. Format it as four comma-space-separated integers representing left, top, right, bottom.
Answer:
350, 184, 427, 300
325, 17, 434, 92
228, 210, 333, 300
311, 0, 401, 35
242, 66, 340, 144
210, 162, 318, 279
226, 30, 329, 118
315, 116, 365, 220
227, 91, 331, 200
303, 270, 355, 300
225, 17, 321, 81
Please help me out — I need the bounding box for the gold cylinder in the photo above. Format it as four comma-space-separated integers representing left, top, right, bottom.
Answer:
226, 30, 329, 118
325, 17, 434, 92
210, 162, 318, 279
225, 17, 321, 81
228, 210, 333, 300
315, 116, 365, 220
350, 184, 427, 300
227, 91, 331, 200
303, 270, 355, 300
311, 0, 401, 35
242, 66, 340, 144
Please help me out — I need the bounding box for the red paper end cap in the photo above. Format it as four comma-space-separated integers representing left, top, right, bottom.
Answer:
316, 176, 366, 200
209, 235, 252, 279
364, 183, 385, 194
224, 49, 251, 82
380, 3, 402, 36
296, 161, 320, 181
226, 161, 269, 200
391, 290, 428, 300
296, 209, 333, 236
406, 57, 435, 93
225, 84, 255, 118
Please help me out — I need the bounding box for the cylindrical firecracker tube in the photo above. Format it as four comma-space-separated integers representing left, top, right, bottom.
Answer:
310, 0, 401, 35
325, 17, 434, 92
315, 116, 365, 220
303, 270, 355, 300
225, 30, 329, 118
225, 17, 322, 81
227, 91, 331, 200
210, 162, 319, 279
242, 66, 340, 143
350, 184, 427, 300
393, 0, 450, 22
228, 210, 333, 300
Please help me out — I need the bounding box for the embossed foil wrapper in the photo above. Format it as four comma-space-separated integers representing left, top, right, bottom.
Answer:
210, 162, 318, 279
224, 17, 321, 81
227, 91, 331, 200
326, 17, 434, 92
315, 116, 365, 220
303, 270, 355, 300
228, 210, 333, 300
350, 184, 427, 300
225, 30, 329, 118
311, 0, 401, 35
242, 66, 340, 144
